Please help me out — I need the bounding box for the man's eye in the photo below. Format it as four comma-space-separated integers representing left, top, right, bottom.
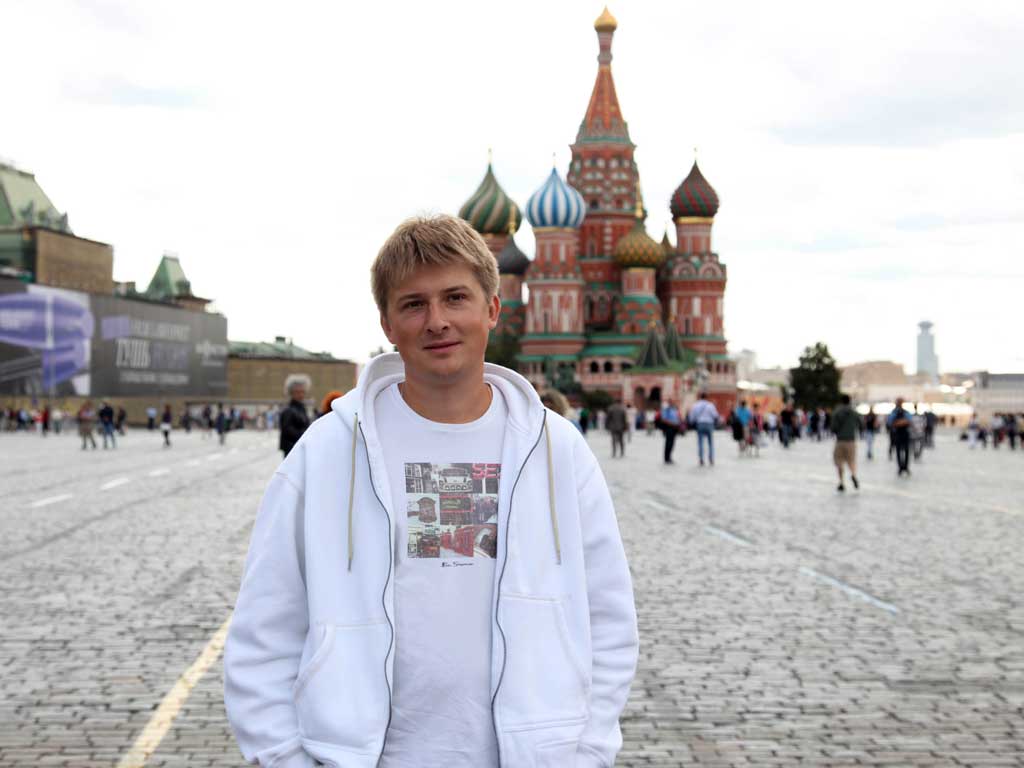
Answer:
448, 294, 467, 302
403, 301, 423, 310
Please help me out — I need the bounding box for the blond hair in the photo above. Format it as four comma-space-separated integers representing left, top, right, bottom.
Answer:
371, 214, 499, 314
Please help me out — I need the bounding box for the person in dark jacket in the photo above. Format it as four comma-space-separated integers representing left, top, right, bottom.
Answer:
279, 374, 312, 457
605, 399, 628, 458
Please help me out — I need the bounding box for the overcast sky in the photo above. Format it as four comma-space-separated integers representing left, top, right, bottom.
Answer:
4, 0, 1022, 372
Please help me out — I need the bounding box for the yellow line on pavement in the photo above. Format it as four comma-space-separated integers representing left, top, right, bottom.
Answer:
117, 613, 232, 768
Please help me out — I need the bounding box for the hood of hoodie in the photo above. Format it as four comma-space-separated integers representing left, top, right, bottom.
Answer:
331, 352, 545, 442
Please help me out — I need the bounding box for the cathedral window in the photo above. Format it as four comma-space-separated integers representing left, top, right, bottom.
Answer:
603, 361, 614, 373
590, 361, 599, 373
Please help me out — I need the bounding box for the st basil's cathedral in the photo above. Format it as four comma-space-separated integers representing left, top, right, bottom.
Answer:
457, 7, 736, 414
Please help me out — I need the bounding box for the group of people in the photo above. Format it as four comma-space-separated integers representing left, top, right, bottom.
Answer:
966, 412, 1022, 449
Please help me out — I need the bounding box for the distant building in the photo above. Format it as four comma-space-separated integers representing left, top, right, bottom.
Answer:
227, 336, 356, 409
972, 373, 1024, 420
916, 321, 939, 381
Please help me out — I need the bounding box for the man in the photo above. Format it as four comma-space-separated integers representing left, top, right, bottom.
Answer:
863, 406, 878, 460
605, 398, 628, 458
831, 394, 860, 492
98, 401, 116, 449
732, 399, 752, 455
688, 391, 720, 467
279, 374, 312, 457
779, 402, 794, 448
225, 214, 638, 768
659, 398, 682, 464
888, 397, 913, 476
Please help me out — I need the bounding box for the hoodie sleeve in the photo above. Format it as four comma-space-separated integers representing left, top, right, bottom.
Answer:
573, 442, 640, 767
224, 471, 315, 768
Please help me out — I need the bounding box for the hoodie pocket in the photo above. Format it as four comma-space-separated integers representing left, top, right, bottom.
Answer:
537, 737, 579, 768
499, 595, 589, 729
293, 621, 390, 751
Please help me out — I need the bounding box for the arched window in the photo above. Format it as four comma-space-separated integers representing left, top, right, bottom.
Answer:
621, 362, 632, 371
589, 361, 599, 373
603, 361, 614, 373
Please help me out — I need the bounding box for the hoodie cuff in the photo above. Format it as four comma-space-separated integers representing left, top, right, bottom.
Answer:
256, 735, 315, 768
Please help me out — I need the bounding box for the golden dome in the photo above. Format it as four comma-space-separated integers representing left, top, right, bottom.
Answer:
594, 6, 618, 32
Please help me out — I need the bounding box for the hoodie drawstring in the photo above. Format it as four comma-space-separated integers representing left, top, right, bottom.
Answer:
544, 418, 561, 565
348, 413, 358, 572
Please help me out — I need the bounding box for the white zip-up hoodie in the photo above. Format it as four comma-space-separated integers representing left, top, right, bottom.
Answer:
224, 353, 639, 768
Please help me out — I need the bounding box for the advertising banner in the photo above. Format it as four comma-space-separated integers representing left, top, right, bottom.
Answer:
0, 277, 228, 398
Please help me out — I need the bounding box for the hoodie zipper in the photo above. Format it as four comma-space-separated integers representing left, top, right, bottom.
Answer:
489, 411, 548, 768
357, 420, 396, 768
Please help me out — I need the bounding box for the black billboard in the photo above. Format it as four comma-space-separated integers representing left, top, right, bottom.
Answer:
0, 278, 228, 398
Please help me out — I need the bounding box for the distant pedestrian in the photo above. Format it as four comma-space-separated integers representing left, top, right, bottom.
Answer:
146, 405, 157, 431
116, 406, 127, 435
215, 403, 229, 446
831, 394, 860, 492
606, 398, 627, 458
40, 404, 51, 436
625, 403, 636, 443
779, 403, 794, 448
732, 400, 752, 455
578, 407, 590, 436
77, 401, 98, 450
967, 413, 980, 449
863, 406, 878, 459
99, 401, 117, 449
52, 406, 64, 435
659, 398, 682, 464
688, 392, 720, 466
279, 374, 312, 457
161, 404, 173, 447
888, 397, 913, 476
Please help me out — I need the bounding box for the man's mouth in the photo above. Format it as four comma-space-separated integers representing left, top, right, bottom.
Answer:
424, 340, 460, 350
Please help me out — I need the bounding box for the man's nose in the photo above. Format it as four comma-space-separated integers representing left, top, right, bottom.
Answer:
424, 301, 450, 333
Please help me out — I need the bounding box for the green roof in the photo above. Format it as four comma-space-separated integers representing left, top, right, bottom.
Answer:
146, 255, 193, 301
581, 344, 638, 357
0, 163, 71, 232
229, 338, 338, 360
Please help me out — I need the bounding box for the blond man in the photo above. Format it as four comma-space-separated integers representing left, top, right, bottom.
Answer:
225, 215, 638, 768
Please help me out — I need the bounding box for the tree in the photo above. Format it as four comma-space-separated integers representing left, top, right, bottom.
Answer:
789, 342, 841, 410
485, 332, 520, 370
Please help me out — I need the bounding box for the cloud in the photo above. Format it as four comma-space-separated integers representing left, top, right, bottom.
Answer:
62, 76, 204, 109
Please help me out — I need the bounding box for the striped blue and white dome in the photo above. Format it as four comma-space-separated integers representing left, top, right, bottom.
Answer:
526, 168, 586, 229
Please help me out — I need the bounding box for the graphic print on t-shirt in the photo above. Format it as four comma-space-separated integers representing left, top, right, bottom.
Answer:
404, 462, 500, 559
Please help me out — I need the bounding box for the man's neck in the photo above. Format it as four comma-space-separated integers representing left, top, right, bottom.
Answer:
398, 370, 492, 424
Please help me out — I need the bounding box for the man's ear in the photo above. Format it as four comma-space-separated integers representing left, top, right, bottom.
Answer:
380, 311, 396, 345
488, 294, 501, 330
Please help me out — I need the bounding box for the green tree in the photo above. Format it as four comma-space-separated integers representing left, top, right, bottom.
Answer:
789, 342, 841, 410
485, 332, 520, 369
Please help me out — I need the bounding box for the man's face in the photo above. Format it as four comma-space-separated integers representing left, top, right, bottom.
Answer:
381, 263, 499, 384
291, 385, 306, 402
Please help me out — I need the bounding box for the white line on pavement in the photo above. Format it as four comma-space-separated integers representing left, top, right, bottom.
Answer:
30, 493, 74, 509
799, 566, 900, 615
185, 459, 200, 467
116, 613, 232, 768
705, 525, 753, 547
100, 477, 131, 491
146, 468, 170, 478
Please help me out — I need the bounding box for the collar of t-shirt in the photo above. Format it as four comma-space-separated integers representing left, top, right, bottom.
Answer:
385, 382, 503, 432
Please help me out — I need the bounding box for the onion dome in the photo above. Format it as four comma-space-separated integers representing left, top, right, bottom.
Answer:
459, 159, 522, 235
497, 235, 529, 275
525, 168, 586, 229
594, 6, 618, 32
670, 161, 719, 219
614, 186, 664, 268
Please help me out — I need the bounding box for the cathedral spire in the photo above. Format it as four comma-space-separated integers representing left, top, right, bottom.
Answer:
576, 7, 631, 144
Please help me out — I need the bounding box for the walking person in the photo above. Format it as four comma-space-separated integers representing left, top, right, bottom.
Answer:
116, 406, 127, 435
831, 394, 860, 492
77, 401, 98, 450
625, 402, 636, 443
215, 403, 229, 446
98, 401, 117, 449
279, 374, 312, 458
863, 406, 878, 460
688, 391, 720, 466
889, 397, 913, 476
40, 404, 51, 437
660, 398, 682, 464
223, 214, 638, 768
732, 400, 752, 456
160, 404, 173, 447
967, 413, 980, 449
779, 403, 794, 448
606, 398, 628, 458
146, 405, 157, 431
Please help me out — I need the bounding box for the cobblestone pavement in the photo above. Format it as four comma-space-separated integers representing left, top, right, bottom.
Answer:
1, 426, 1022, 766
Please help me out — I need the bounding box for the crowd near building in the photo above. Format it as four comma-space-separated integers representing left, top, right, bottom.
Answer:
0, 160, 355, 424
458, 7, 736, 415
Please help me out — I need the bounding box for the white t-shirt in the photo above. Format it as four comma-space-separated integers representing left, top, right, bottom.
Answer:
375, 382, 505, 768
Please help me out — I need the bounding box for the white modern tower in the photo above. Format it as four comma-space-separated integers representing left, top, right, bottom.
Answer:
916, 321, 939, 381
